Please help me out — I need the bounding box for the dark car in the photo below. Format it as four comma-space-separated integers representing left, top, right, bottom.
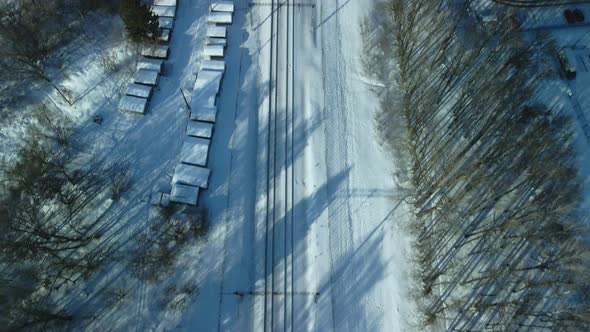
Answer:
564, 9, 576, 24
573, 9, 585, 22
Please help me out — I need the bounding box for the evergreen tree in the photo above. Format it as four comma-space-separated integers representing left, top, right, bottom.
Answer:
119, 0, 158, 42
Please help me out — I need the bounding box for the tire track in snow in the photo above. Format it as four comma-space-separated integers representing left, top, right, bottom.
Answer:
320, 0, 356, 329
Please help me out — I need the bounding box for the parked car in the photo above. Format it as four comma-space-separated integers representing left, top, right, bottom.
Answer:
573, 9, 585, 22
565, 9, 576, 24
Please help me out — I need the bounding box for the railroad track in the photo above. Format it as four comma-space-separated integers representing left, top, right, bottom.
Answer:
264, 0, 295, 331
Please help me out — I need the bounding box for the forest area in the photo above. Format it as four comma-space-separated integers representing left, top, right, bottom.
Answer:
0, 1, 208, 330
364, 0, 590, 330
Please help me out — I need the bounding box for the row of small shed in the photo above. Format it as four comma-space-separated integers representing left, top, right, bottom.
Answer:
118, 0, 178, 115
165, 1, 234, 206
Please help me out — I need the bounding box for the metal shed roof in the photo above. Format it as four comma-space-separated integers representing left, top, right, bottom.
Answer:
126, 83, 152, 98
170, 183, 199, 205
172, 163, 211, 188
179, 137, 211, 167
118, 95, 148, 114
187, 121, 214, 138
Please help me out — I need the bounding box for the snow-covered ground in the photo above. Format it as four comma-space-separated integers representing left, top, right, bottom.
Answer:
181, 0, 416, 330
1, 0, 417, 330
470, 0, 590, 217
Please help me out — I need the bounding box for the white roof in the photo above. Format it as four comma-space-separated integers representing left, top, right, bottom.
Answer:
207, 37, 226, 47
201, 60, 225, 71
191, 69, 223, 110
137, 58, 164, 73
119, 95, 148, 114
208, 12, 233, 24
126, 83, 152, 98
154, 0, 177, 6
210, 1, 234, 13
172, 163, 211, 188
158, 17, 174, 29
187, 121, 214, 138
151, 5, 176, 18
563, 48, 577, 64
180, 137, 211, 166
159, 28, 171, 43
204, 44, 225, 58
170, 183, 199, 205
134, 69, 160, 86
190, 106, 217, 123
150, 192, 163, 205
161, 193, 170, 207
207, 26, 226, 38
194, 69, 223, 94
141, 45, 169, 59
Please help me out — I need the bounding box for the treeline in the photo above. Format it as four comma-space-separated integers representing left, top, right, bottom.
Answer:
0, 0, 154, 105
0, 105, 130, 330
0, 0, 121, 105
367, 0, 589, 330
0, 104, 208, 329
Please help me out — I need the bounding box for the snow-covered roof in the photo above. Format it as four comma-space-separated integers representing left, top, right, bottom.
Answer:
204, 44, 225, 58
210, 1, 234, 13
134, 69, 160, 86
126, 83, 152, 99
172, 163, 211, 188
207, 26, 226, 38
118, 95, 148, 114
191, 69, 223, 110
563, 48, 577, 65
190, 106, 217, 123
207, 37, 227, 47
154, 0, 177, 6
187, 121, 214, 138
194, 69, 223, 93
208, 12, 233, 25
137, 58, 164, 73
170, 183, 199, 205
150, 192, 163, 205
201, 60, 225, 71
151, 5, 176, 18
159, 28, 171, 43
478, 9, 497, 23
180, 137, 211, 166
141, 45, 169, 59
158, 17, 174, 30
161, 193, 170, 207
